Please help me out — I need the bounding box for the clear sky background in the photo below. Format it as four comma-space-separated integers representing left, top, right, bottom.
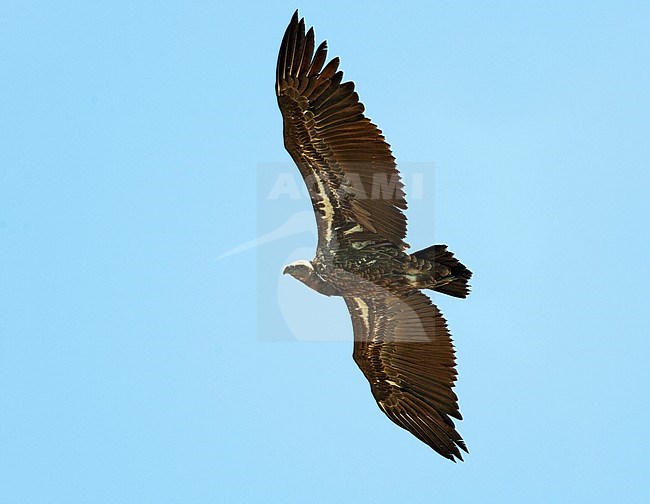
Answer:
2, 1, 649, 503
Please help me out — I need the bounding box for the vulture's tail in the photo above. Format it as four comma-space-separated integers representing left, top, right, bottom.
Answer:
413, 245, 472, 298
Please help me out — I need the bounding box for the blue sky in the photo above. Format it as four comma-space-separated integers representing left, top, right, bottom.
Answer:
1, 1, 649, 502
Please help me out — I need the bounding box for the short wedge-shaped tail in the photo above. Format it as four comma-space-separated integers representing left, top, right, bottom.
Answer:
414, 245, 472, 298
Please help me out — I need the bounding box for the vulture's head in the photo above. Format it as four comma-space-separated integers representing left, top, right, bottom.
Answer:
282, 259, 314, 282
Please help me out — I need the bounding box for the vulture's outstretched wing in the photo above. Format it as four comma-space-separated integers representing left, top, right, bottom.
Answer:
276, 12, 408, 250
345, 292, 467, 461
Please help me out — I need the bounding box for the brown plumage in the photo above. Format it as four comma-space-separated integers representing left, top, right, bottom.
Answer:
277, 11, 472, 461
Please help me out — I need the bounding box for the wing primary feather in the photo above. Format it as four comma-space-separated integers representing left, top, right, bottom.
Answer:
290, 18, 306, 77
296, 27, 315, 79
276, 23, 292, 92
308, 41, 328, 77
311, 71, 343, 103
318, 57, 340, 81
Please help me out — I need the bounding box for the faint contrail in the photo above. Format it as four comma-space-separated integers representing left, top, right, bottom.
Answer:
216, 211, 314, 260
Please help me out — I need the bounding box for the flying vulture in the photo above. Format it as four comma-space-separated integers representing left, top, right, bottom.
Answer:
276, 11, 472, 462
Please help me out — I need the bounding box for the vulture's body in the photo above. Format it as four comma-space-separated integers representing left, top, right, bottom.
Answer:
276, 12, 472, 462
